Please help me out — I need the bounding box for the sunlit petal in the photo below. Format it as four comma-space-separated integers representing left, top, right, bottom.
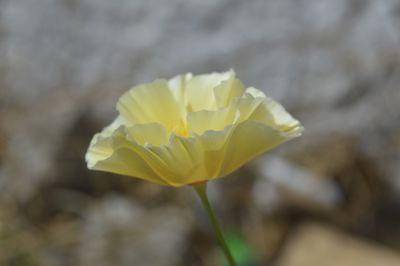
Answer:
187, 102, 239, 135
219, 120, 301, 177
86, 128, 170, 185
126, 123, 169, 146
117, 80, 182, 132
185, 70, 233, 111
86, 70, 303, 187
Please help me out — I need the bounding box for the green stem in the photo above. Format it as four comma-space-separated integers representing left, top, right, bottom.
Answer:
193, 182, 237, 266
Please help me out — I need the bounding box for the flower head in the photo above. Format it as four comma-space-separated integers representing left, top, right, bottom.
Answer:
85, 70, 303, 186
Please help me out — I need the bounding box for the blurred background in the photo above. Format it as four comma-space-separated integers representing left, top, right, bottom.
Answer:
1, 0, 400, 265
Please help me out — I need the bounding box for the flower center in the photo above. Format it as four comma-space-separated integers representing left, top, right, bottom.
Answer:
174, 119, 190, 138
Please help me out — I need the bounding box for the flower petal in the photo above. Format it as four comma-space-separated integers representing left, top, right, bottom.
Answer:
116, 80, 183, 132
245, 87, 266, 98
167, 73, 193, 100
101, 115, 128, 136
213, 76, 245, 108
196, 127, 233, 179
145, 136, 207, 185
90, 147, 169, 186
237, 92, 265, 123
85, 133, 113, 169
86, 127, 175, 186
244, 88, 302, 134
126, 123, 169, 146
219, 120, 301, 177
85, 115, 127, 168
187, 102, 238, 135
167, 73, 193, 116
185, 70, 233, 111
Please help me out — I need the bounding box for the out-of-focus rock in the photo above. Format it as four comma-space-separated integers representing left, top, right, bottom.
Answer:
277, 223, 400, 266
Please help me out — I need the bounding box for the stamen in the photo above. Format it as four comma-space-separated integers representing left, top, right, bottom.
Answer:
174, 119, 190, 138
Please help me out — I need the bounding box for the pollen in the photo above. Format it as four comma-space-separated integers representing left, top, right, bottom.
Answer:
174, 119, 190, 138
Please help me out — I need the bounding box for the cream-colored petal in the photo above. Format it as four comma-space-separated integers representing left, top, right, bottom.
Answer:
85, 116, 125, 168
146, 136, 206, 186
97, 115, 127, 137
262, 96, 302, 133
116, 80, 182, 132
126, 123, 169, 146
167, 73, 193, 117
195, 126, 234, 179
85, 115, 129, 168
86, 127, 173, 186
214, 77, 245, 108
187, 99, 239, 135
237, 92, 265, 123
245, 87, 266, 98
244, 89, 302, 134
185, 70, 233, 111
88, 128, 203, 187
85, 133, 113, 168
219, 120, 300, 177
89, 147, 169, 186
167, 73, 193, 101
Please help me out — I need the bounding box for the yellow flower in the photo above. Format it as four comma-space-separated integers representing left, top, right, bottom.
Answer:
85, 70, 303, 186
